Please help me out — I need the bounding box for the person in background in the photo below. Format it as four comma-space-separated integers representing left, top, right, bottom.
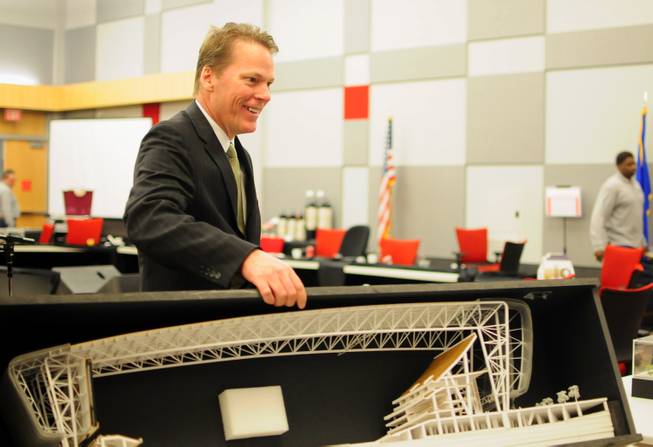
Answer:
124, 23, 306, 309
590, 151, 646, 261
0, 169, 20, 227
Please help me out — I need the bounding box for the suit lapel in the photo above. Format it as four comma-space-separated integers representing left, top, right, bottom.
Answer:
185, 102, 239, 225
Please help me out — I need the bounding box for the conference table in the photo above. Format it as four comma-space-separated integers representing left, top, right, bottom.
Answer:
284, 257, 460, 286
4, 244, 532, 288
2, 243, 469, 287
0, 243, 139, 273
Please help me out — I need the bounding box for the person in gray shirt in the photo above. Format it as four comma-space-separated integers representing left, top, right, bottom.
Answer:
590, 151, 645, 261
0, 169, 20, 228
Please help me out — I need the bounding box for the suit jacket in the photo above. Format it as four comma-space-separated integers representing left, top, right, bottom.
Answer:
124, 102, 261, 291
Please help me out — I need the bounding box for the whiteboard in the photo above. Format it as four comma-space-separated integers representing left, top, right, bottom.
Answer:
49, 118, 152, 218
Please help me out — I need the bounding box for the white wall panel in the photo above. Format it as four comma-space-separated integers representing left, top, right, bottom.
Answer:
268, 0, 343, 62
66, 0, 96, 29
369, 79, 466, 166
546, 64, 653, 164
145, 0, 162, 15
211, 0, 263, 28
466, 165, 543, 263
345, 54, 370, 86
469, 36, 544, 77
548, 0, 653, 33
161, 3, 216, 73
264, 88, 343, 167
342, 167, 369, 229
161, 0, 264, 73
371, 0, 466, 51
96, 17, 144, 81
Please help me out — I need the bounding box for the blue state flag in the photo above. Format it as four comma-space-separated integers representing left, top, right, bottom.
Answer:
637, 104, 651, 242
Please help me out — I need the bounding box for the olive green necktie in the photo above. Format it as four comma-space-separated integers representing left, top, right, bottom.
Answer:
227, 143, 246, 234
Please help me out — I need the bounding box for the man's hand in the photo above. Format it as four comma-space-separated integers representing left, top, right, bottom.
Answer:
241, 249, 307, 309
594, 250, 604, 262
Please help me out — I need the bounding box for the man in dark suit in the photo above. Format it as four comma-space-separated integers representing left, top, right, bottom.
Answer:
124, 23, 306, 309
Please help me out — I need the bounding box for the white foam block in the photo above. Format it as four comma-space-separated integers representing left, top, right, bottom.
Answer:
218, 386, 289, 441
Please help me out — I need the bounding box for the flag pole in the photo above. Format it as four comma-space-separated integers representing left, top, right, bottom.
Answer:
387, 116, 393, 240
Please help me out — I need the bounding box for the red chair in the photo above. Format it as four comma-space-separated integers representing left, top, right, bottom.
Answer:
66, 218, 103, 246
315, 228, 346, 258
379, 237, 420, 266
600, 245, 645, 289
63, 190, 93, 215
455, 227, 489, 263
260, 236, 285, 254
38, 223, 55, 244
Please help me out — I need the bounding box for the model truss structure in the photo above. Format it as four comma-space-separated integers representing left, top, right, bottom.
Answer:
6, 300, 531, 447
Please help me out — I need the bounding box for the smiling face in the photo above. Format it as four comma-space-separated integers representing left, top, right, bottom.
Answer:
199, 40, 274, 139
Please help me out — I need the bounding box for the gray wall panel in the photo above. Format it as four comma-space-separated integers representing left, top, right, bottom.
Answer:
162, 0, 212, 11
371, 45, 466, 83
65, 26, 95, 83
97, 0, 144, 23
262, 168, 342, 224
160, 100, 190, 121
468, 0, 544, 41
368, 166, 465, 258
95, 105, 143, 118
367, 166, 382, 249
343, 120, 369, 166
392, 166, 465, 259
467, 73, 544, 164
273, 57, 343, 92
547, 25, 653, 70
0, 24, 53, 84
144, 14, 161, 74
543, 164, 616, 267
61, 110, 97, 119
345, 0, 370, 54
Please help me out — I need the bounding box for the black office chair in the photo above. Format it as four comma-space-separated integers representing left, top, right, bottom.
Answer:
600, 283, 653, 374
475, 241, 525, 281
339, 225, 370, 258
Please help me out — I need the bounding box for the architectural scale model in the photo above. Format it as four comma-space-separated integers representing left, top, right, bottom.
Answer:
330, 335, 613, 447
91, 434, 142, 447
2, 300, 612, 446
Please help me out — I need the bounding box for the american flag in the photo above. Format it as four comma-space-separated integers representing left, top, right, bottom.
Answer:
377, 117, 397, 247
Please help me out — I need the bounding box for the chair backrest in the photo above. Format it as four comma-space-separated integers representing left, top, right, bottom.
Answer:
499, 241, 525, 275
339, 225, 370, 258
65, 218, 104, 246
38, 223, 55, 244
63, 190, 93, 215
600, 245, 645, 289
260, 236, 285, 254
455, 227, 488, 263
379, 237, 420, 266
600, 284, 653, 363
315, 228, 346, 258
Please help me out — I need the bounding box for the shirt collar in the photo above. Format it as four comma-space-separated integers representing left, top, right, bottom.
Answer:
195, 99, 233, 153
617, 172, 636, 184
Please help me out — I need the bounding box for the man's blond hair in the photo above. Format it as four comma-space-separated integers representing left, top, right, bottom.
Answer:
193, 23, 278, 95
